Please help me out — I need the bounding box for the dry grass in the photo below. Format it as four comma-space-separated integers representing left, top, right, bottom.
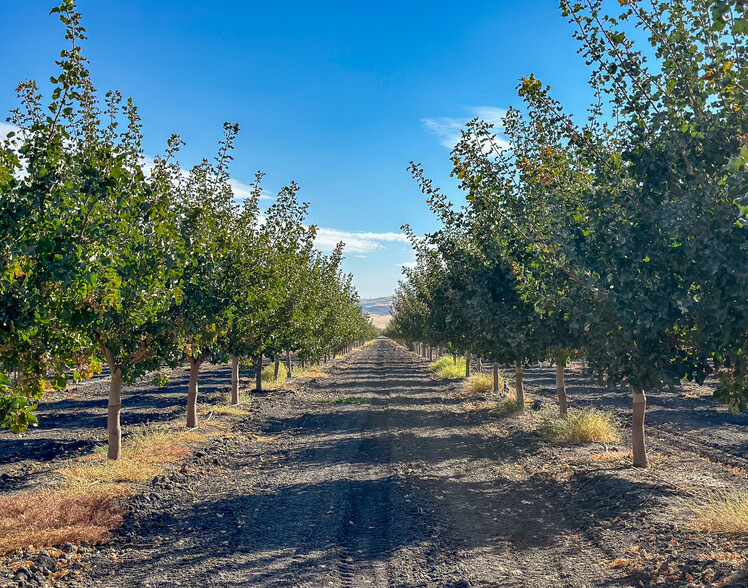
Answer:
1, 424, 208, 554
540, 408, 620, 444
59, 458, 161, 489
261, 364, 288, 389
589, 449, 631, 462
0, 490, 125, 554
61, 425, 205, 491
209, 404, 251, 416
292, 366, 330, 379
464, 372, 500, 394
495, 395, 525, 415
364, 340, 377, 347
691, 489, 748, 534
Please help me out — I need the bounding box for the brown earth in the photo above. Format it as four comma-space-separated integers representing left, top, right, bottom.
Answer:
2, 338, 748, 587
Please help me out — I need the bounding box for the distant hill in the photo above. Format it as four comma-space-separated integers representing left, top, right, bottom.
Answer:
360, 296, 392, 329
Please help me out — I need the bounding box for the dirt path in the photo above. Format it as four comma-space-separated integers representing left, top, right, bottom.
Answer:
4, 338, 748, 587
54, 338, 744, 588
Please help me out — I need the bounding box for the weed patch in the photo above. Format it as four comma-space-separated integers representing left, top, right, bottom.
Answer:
429, 356, 466, 379
292, 366, 329, 379
540, 408, 620, 444
464, 372, 498, 394
691, 490, 748, 534
261, 364, 288, 389
495, 396, 525, 415
318, 396, 370, 405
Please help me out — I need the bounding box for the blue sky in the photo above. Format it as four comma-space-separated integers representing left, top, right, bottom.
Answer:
1, 1, 595, 298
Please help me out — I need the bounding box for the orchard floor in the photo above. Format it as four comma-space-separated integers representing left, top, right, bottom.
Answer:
3, 338, 748, 587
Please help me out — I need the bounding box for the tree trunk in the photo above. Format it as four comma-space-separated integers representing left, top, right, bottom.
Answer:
255, 355, 263, 391
186, 356, 202, 428
435, 346, 440, 359
301, 357, 306, 369
230, 353, 239, 404
107, 366, 123, 460
286, 350, 292, 377
428, 346, 433, 361
632, 386, 648, 468
515, 361, 524, 409
493, 363, 500, 393
556, 353, 568, 417
477, 356, 482, 372
452, 353, 457, 365
99, 343, 124, 460
465, 350, 471, 378
274, 357, 280, 380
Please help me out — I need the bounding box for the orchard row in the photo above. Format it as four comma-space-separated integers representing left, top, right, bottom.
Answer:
387, 0, 748, 468
0, 1, 378, 458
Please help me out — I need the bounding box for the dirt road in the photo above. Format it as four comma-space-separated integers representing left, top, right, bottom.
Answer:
16, 338, 748, 587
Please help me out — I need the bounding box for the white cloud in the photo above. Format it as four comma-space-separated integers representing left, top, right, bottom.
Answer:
314, 227, 409, 254
0, 122, 19, 138
421, 106, 510, 151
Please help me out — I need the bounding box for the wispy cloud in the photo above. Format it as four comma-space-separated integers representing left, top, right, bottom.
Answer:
315, 228, 409, 254
0, 122, 19, 138
421, 106, 510, 151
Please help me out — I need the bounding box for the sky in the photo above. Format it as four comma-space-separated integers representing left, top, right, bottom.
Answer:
0, 1, 596, 299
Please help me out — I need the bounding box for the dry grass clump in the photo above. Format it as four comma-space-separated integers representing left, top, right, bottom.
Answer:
464, 372, 498, 394
495, 395, 525, 415
60, 458, 161, 489
261, 364, 288, 389
541, 408, 620, 444
292, 365, 329, 379
0, 490, 125, 554
1, 425, 205, 554
429, 356, 466, 379
204, 392, 254, 415
64, 424, 206, 489
691, 489, 748, 534
364, 340, 376, 347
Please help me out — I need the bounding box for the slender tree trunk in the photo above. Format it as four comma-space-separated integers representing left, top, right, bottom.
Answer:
632, 385, 648, 468
452, 353, 457, 365
255, 355, 263, 391
274, 357, 280, 380
324, 354, 328, 364
477, 356, 482, 372
493, 363, 500, 393
465, 350, 471, 378
286, 350, 292, 377
515, 361, 524, 409
428, 347, 433, 361
230, 353, 239, 404
555, 352, 568, 417
186, 356, 202, 428
107, 366, 123, 460
435, 346, 440, 359
301, 357, 306, 369
99, 343, 124, 460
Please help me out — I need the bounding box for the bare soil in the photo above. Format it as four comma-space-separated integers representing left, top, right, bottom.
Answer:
3, 338, 748, 587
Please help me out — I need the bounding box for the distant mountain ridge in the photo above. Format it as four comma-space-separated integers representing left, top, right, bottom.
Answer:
359, 296, 392, 316
360, 296, 392, 329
